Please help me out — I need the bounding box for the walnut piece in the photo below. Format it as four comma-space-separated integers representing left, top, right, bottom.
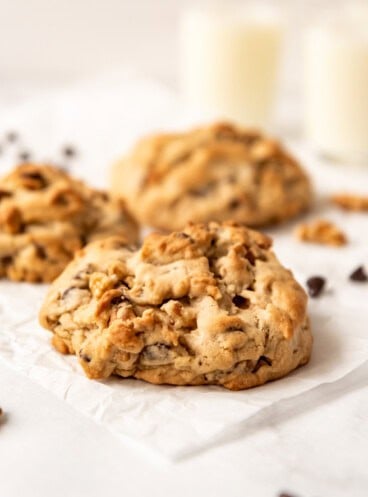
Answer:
295, 219, 347, 247
330, 193, 368, 212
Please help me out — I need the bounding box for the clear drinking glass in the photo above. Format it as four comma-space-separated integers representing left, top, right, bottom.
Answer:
179, 1, 284, 129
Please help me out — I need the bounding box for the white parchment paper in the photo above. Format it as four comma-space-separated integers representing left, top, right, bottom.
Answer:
0, 73, 367, 459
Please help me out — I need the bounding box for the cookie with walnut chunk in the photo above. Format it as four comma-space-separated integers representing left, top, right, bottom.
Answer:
0, 163, 138, 282
111, 122, 312, 230
39, 221, 312, 390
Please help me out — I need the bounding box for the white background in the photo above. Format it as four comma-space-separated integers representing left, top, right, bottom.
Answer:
0, 0, 339, 86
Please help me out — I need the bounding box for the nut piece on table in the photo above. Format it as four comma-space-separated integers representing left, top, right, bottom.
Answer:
295, 219, 347, 247
330, 193, 368, 212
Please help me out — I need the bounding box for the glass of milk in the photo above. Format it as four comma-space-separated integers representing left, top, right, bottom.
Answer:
179, 1, 284, 129
304, 4, 368, 165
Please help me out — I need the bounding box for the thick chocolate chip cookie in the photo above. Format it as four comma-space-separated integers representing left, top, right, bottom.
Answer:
111, 122, 312, 231
0, 163, 138, 282
39, 221, 312, 390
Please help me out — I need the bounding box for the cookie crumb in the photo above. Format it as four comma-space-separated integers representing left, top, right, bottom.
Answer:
349, 265, 368, 282
330, 193, 368, 211
295, 219, 347, 246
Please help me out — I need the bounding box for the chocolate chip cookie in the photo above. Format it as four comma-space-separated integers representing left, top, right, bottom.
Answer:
111, 122, 312, 231
39, 221, 312, 390
0, 163, 138, 282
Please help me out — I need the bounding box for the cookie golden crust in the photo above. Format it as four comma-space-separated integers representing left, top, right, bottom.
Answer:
40, 221, 312, 390
0, 163, 139, 282
111, 122, 312, 231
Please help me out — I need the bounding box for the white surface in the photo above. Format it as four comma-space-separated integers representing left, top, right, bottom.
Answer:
0, 74, 368, 495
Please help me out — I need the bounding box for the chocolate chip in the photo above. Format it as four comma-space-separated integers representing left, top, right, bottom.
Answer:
229, 199, 240, 209
0, 256, 12, 266
279, 493, 298, 497
244, 249, 256, 265
306, 276, 325, 298
79, 234, 88, 246
34, 244, 47, 259
80, 352, 91, 363
252, 355, 272, 373
18, 150, 31, 162
21, 171, 47, 189
53, 192, 73, 206
110, 295, 125, 305
226, 326, 243, 332
232, 295, 250, 309
0, 190, 12, 201
6, 131, 18, 142
349, 266, 367, 282
62, 145, 77, 158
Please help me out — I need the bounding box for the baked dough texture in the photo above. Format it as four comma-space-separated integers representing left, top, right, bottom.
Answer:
111, 122, 312, 231
0, 163, 138, 282
40, 221, 312, 390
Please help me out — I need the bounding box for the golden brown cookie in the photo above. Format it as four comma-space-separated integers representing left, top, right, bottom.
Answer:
40, 221, 312, 390
0, 163, 139, 282
111, 122, 312, 230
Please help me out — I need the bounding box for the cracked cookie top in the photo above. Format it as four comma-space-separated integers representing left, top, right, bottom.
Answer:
111, 122, 312, 230
40, 221, 312, 390
0, 163, 138, 282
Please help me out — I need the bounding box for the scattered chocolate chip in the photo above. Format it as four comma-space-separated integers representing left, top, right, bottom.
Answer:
62, 145, 77, 158
349, 265, 367, 282
177, 232, 190, 239
18, 150, 31, 162
306, 276, 326, 298
80, 352, 91, 363
279, 493, 298, 497
232, 295, 250, 309
252, 355, 272, 373
6, 131, 18, 142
